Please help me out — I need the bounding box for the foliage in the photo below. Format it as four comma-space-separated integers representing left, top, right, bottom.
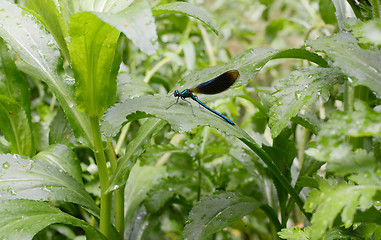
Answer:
0, 0, 380, 239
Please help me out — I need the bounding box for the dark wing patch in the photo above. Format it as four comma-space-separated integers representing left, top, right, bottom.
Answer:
191, 70, 239, 95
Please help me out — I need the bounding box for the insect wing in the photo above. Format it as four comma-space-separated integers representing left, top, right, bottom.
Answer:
191, 70, 239, 95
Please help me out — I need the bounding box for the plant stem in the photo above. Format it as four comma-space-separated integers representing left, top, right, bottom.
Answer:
106, 137, 125, 237
115, 123, 131, 155
372, 0, 380, 19
197, 156, 202, 201
351, 85, 369, 148
115, 187, 125, 236
90, 116, 111, 238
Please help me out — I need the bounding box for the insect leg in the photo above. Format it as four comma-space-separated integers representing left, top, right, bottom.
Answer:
181, 97, 195, 116
166, 96, 180, 109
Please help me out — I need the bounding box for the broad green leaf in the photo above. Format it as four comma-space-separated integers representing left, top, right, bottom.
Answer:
68, 12, 120, 117
34, 144, 83, 184
101, 94, 249, 139
152, 2, 219, 35
0, 38, 31, 118
0, 154, 99, 218
307, 32, 381, 97
0, 1, 93, 146
183, 191, 261, 240
0, 96, 33, 156
0, 199, 106, 240
23, 0, 70, 59
304, 179, 380, 240
124, 163, 166, 226
106, 118, 166, 192
269, 67, 342, 137
93, 0, 158, 56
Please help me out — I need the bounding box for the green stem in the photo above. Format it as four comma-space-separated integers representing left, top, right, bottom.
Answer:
239, 137, 311, 221
90, 116, 111, 238
351, 85, 369, 148
106, 137, 125, 236
115, 187, 125, 236
106, 137, 117, 170
372, 0, 380, 19
115, 123, 131, 155
343, 80, 354, 113
260, 205, 282, 231
197, 157, 201, 201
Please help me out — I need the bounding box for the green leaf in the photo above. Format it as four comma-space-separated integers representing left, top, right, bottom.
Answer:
94, 0, 158, 55
292, 112, 320, 134
106, 118, 166, 192
0, 154, 99, 218
145, 176, 186, 213
57, 0, 78, 25
305, 101, 381, 175
116, 72, 154, 101
0, 96, 33, 156
183, 191, 261, 240
324, 228, 361, 240
89, 0, 133, 13
23, 0, 70, 59
352, 20, 381, 46
0, 1, 92, 146
0, 199, 106, 240
34, 144, 83, 184
270, 48, 329, 68
278, 226, 311, 240
68, 12, 120, 117
152, 2, 219, 35
269, 67, 342, 137
0, 38, 31, 118
101, 94, 250, 139
49, 108, 76, 146
319, 0, 337, 25
124, 163, 166, 226
304, 179, 380, 240
307, 32, 381, 97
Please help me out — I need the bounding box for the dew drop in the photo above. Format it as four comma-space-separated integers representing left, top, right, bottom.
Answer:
2, 162, 10, 169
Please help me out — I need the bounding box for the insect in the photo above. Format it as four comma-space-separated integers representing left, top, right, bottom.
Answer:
167, 70, 239, 125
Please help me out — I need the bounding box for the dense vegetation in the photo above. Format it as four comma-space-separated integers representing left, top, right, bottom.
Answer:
0, 0, 380, 239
